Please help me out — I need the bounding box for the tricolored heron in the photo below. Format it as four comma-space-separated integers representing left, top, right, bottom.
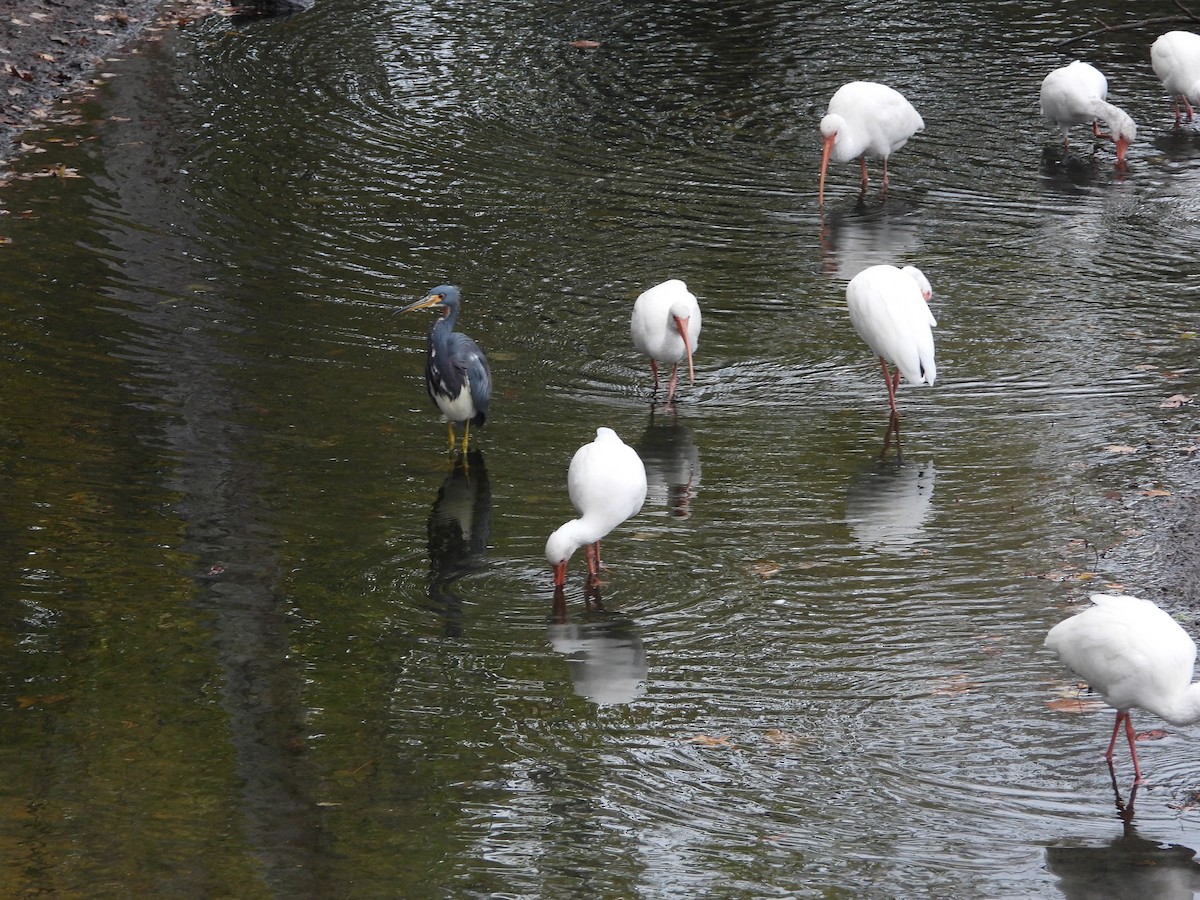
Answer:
819, 81, 924, 205
399, 284, 491, 454
630, 279, 701, 404
1046, 593, 1200, 784
846, 264, 937, 423
545, 427, 647, 590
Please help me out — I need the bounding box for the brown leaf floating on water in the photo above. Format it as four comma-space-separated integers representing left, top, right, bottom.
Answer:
747, 559, 780, 579
762, 729, 810, 748
1045, 691, 1106, 714
17, 693, 68, 709
931, 674, 979, 697
568, 39, 602, 49
689, 734, 734, 747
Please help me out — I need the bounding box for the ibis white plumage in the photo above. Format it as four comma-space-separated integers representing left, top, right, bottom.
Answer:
846, 264, 937, 421
630, 279, 701, 403
1039, 60, 1137, 166
1151, 31, 1200, 126
1045, 593, 1200, 782
545, 428, 648, 589
819, 81, 924, 205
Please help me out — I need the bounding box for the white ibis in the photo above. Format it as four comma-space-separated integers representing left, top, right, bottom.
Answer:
1039, 60, 1137, 166
545, 427, 647, 589
1045, 594, 1200, 783
818, 81, 924, 205
399, 285, 491, 454
845, 264, 937, 421
630, 279, 701, 403
1151, 31, 1200, 126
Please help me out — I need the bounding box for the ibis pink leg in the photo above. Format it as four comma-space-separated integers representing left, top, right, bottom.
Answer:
666, 363, 680, 403
584, 542, 603, 584
1175, 96, 1195, 126
1106, 710, 1144, 783
881, 157, 890, 192
650, 359, 660, 393
879, 357, 900, 418
859, 157, 869, 192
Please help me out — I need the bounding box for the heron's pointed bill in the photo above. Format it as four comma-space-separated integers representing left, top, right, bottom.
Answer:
673, 313, 695, 384
818, 132, 836, 206
399, 293, 445, 314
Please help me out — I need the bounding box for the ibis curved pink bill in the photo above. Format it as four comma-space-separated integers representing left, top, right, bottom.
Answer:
819, 81, 924, 205
1039, 60, 1137, 166
631, 279, 702, 404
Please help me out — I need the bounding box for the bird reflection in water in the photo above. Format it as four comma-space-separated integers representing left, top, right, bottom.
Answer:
1045, 796, 1200, 900
844, 458, 935, 553
549, 586, 648, 706
818, 200, 922, 281
636, 412, 701, 519
425, 450, 491, 637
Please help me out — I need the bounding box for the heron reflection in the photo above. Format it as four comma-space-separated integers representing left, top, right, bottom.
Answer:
426, 450, 491, 636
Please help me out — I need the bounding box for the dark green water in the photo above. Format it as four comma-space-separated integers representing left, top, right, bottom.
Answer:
1, 1, 1199, 896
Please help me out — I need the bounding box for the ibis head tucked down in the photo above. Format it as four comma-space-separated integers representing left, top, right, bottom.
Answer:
1039, 60, 1137, 166
819, 81, 924, 205
1045, 593, 1200, 783
1151, 31, 1200, 126
630, 279, 702, 403
400, 284, 491, 454
846, 264, 937, 421
546, 427, 648, 590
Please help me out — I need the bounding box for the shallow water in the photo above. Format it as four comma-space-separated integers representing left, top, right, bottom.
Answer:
1, 0, 1199, 896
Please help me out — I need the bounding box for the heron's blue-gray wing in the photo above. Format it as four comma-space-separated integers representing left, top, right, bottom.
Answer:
449, 333, 490, 424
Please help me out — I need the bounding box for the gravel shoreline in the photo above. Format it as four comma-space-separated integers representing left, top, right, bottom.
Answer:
0, 0, 172, 169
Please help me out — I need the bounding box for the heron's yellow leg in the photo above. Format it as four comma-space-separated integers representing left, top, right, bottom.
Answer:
446, 422, 457, 452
